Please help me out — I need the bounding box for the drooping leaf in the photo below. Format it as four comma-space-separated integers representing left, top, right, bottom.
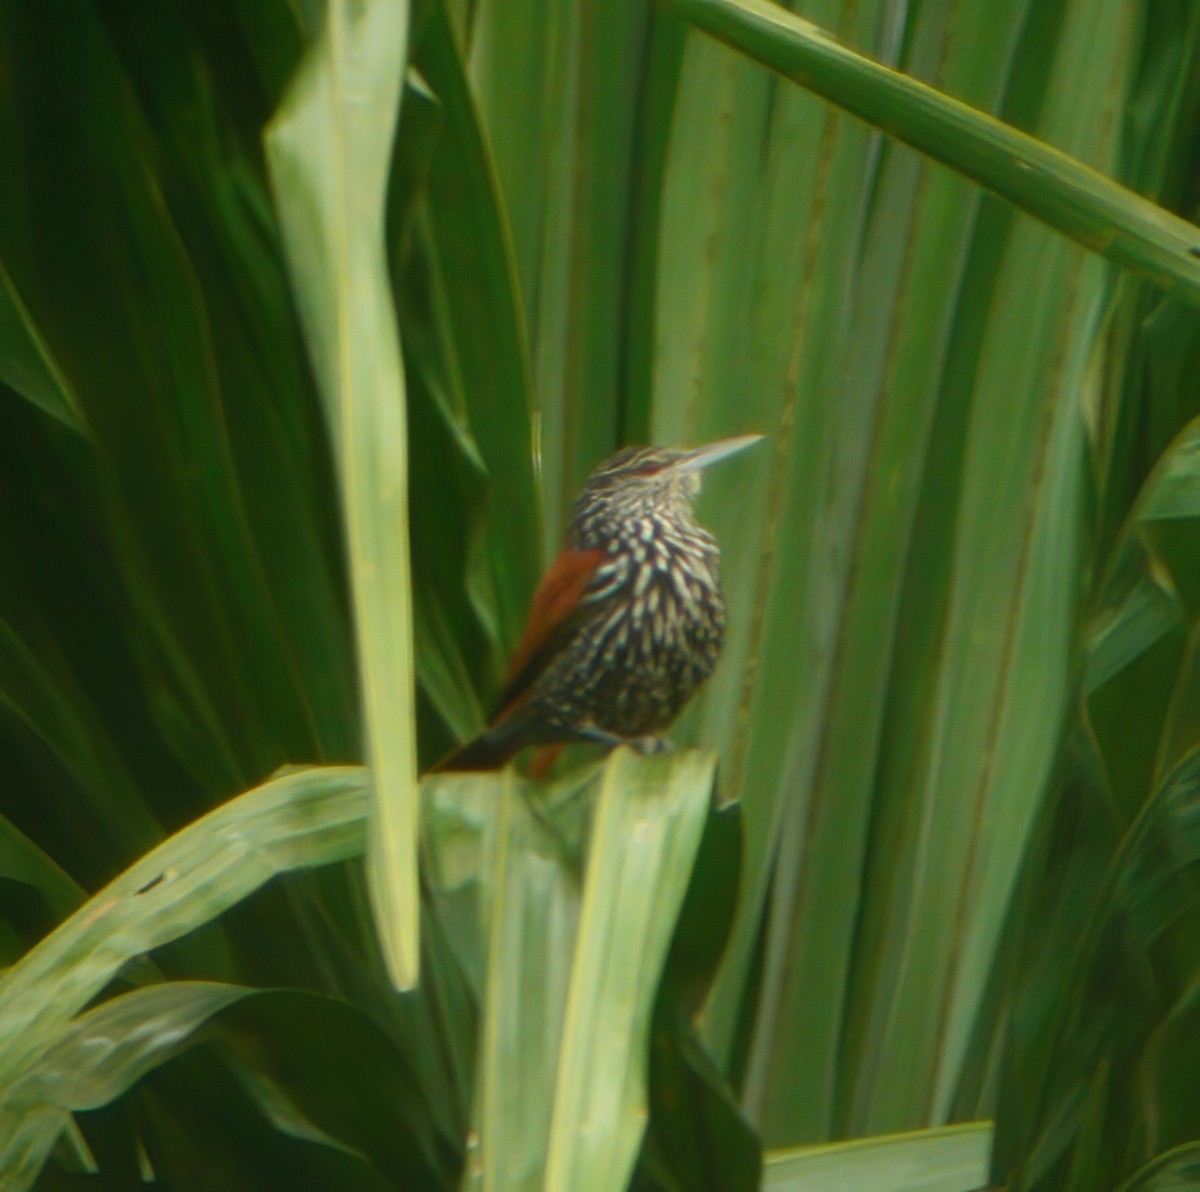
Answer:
0, 766, 368, 1084
0, 982, 254, 1188
266, 0, 419, 988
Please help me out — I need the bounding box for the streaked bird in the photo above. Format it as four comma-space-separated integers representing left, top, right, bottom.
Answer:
430, 434, 763, 773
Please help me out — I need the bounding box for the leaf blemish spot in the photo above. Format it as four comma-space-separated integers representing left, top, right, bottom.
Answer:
135, 867, 176, 895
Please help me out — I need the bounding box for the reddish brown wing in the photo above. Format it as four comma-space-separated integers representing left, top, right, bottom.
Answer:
491, 547, 605, 720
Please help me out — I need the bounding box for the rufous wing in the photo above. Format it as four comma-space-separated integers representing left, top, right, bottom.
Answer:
491, 547, 605, 720
427, 548, 605, 773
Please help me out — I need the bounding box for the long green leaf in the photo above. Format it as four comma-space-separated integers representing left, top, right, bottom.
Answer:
645, 5, 887, 1126
0, 814, 86, 927
997, 746, 1200, 1189
423, 750, 717, 1192
415, 0, 544, 648
995, 407, 1200, 1187
265, 0, 418, 987
1119, 1145, 1200, 1192
1083, 413, 1200, 699
0, 3, 332, 795
214, 988, 456, 1184
0, 263, 82, 432
763, 1122, 993, 1192
10, 981, 251, 1110
0, 616, 162, 861
667, 0, 1200, 303
0, 765, 368, 1083
694, 0, 1037, 1140
0, 982, 253, 1190
469, 0, 649, 537
433, 768, 585, 1190
544, 749, 716, 1192
839, 0, 1129, 1134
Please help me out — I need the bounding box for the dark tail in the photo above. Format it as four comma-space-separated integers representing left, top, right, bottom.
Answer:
426, 720, 526, 774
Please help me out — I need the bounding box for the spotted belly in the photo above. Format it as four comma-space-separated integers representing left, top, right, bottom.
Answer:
532, 555, 726, 739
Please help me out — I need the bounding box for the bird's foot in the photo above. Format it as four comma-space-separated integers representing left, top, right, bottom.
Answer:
570, 725, 674, 758
628, 735, 673, 757
571, 724, 629, 749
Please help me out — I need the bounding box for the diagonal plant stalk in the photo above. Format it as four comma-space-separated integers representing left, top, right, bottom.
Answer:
667, 0, 1200, 304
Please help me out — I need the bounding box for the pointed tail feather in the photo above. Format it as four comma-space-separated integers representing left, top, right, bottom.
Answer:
426, 714, 621, 775
426, 721, 527, 773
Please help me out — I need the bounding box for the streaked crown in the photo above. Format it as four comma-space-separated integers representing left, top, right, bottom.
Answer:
570, 434, 763, 546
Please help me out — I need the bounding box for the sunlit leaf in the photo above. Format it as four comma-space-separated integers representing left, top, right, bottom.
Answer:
424, 750, 716, 1192
266, 0, 419, 988
545, 749, 716, 1191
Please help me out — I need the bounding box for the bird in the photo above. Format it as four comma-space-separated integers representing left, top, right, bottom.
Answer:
429, 434, 763, 774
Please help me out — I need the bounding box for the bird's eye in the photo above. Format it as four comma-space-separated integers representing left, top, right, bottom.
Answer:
589, 446, 674, 486
626, 450, 681, 477
631, 458, 668, 475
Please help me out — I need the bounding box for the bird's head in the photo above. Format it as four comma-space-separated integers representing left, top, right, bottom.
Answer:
578, 435, 763, 521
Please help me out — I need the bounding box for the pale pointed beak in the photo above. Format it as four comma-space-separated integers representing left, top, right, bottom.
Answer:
670, 434, 765, 475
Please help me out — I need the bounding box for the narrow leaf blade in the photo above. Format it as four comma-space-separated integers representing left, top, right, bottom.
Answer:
265, 0, 419, 987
